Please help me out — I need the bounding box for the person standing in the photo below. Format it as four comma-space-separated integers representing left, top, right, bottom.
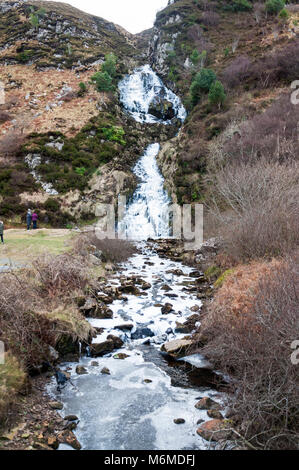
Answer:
32, 211, 38, 230
0, 220, 4, 244
26, 209, 32, 230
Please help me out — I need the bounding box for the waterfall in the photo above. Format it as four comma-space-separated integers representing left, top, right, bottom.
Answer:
118, 64, 186, 124
118, 65, 186, 239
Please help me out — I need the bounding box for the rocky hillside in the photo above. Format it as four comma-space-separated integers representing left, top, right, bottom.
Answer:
0, 0, 298, 226
150, 0, 299, 205
0, 0, 177, 226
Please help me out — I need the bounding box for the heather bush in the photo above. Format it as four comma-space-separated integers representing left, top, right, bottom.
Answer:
222, 55, 252, 88
199, 256, 299, 449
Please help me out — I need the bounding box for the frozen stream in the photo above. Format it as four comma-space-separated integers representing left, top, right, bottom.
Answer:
49, 66, 223, 450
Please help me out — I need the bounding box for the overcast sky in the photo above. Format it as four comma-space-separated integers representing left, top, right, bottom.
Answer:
51, 0, 169, 34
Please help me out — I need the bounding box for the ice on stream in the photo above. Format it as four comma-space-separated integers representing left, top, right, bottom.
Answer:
48, 65, 223, 450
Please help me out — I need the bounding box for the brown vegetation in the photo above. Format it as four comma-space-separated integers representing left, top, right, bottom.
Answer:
74, 232, 136, 264
198, 256, 299, 449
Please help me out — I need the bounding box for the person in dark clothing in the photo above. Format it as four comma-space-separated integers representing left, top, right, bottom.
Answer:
26, 209, 32, 230
32, 211, 38, 229
0, 220, 4, 244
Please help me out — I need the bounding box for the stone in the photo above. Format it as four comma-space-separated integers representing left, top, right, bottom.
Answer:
75, 365, 88, 375
49, 401, 63, 410
161, 338, 193, 356
207, 410, 224, 420
64, 415, 78, 422
113, 353, 130, 360
101, 367, 111, 375
148, 96, 175, 121
91, 361, 99, 367
190, 305, 200, 312
196, 420, 232, 442
131, 327, 155, 340
57, 430, 81, 450
143, 379, 153, 384
91, 339, 115, 357
47, 436, 59, 450
195, 397, 222, 411
174, 418, 185, 424
161, 303, 174, 314
106, 334, 124, 349
116, 323, 134, 331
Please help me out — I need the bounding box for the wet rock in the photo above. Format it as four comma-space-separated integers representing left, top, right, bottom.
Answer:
91, 361, 99, 367
197, 420, 232, 442
107, 334, 124, 349
131, 327, 155, 340
119, 284, 141, 295
49, 401, 63, 410
166, 327, 173, 335
175, 314, 200, 334
207, 410, 224, 420
195, 397, 222, 411
190, 305, 200, 312
57, 430, 81, 450
161, 284, 172, 292
174, 418, 185, 424
64, 422, 77, 431
113, 353, 130, 360
197, 419, 205, 425
101, 367, 111, 375
148, 96, 175, 120
141, 282, 152, 290
75, 365, 88, 375
91, 339, 115, 357
46, 435, 58, 450
161, 338, 193, 357
161, 303, 174, 314
64, 415, 78, 422
116, 323, 134, 331
143, 379, 153, 384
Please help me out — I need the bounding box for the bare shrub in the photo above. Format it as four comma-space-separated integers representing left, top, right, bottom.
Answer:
253, 2, 264, 23
61, 91, 77, 102
179, 139, 208, 172
32, 253, 89, 298
201, 11, 220, 26
0, 272, 56, 369
214, 94, 299, 167
0, 129, 25, 157
73, 232, 136, 264
253, 39, 299, 87
199, 256, 299, 449
222, 55, 252, 88
206, 159, 299, 261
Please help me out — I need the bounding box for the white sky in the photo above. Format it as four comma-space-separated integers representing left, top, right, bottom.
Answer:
50, 0, 169, 34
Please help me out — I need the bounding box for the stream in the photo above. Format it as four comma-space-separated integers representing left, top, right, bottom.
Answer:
49, 65, 224, 450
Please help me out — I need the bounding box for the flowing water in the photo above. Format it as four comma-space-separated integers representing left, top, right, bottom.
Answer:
50, 66, 222, 450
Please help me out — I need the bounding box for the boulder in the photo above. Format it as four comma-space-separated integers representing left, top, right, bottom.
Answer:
161, 303, 174, 315
49, 401, 63, 410
148, 97, 175, 121
116, 323, 134, 331
113, 353, 130, 360
64, 415, 78, 422
207, 410, 224, 420
131, 327, 155, 340
107, 334, 124, 349
91, 339, 115, 357
197, 419, 232, 442
75, 365, 88, 375
80, 297, 113, 319
195, 397, 222, 411
174, 418, 185, 424
101, 367, 111, 375
57, 430, 81, 450
161, 338, 193, 356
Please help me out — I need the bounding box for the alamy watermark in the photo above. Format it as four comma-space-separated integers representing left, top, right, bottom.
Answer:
291, 340, 299, 365
0, 341, 4, 365
0, 80, 5, 105
290, 80, 299, 105
94, 196, 204, 250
